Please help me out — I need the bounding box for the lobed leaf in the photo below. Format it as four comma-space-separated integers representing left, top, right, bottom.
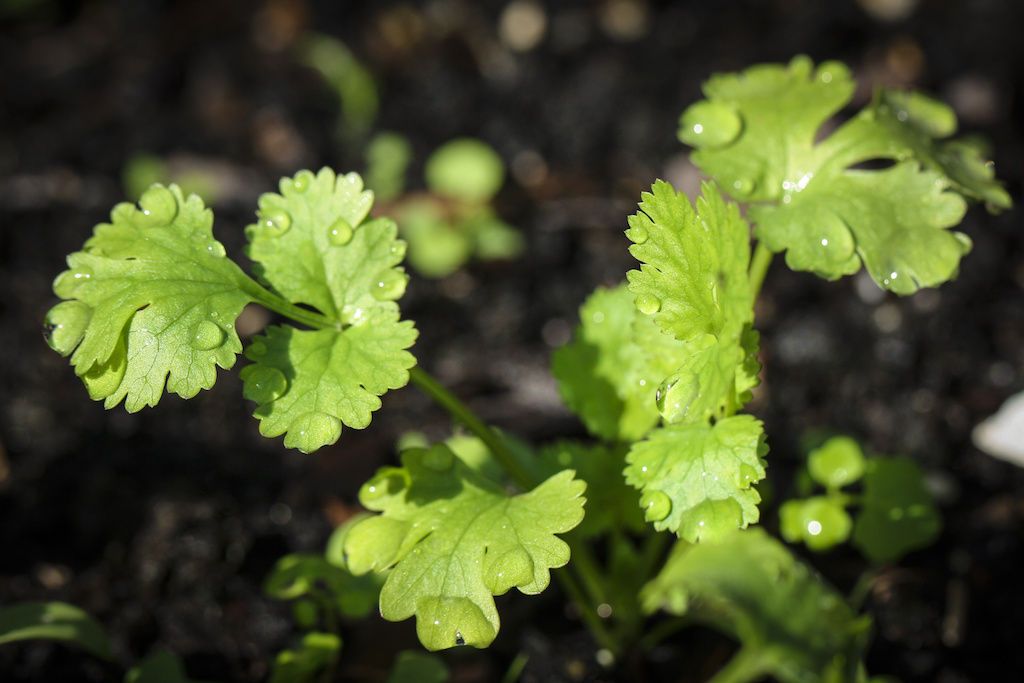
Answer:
240, 312, 417, 453
343, 445, 585, 650
641, 528, 872, 683
624, 415, 767, 542
46, 185, 252, 411
625, 180, 753, 342
245, 168, 408, 323
679, 55, 1012, 293
852, 457, 941, 563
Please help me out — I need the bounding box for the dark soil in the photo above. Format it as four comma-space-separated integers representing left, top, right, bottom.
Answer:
2, 1, 1023, 681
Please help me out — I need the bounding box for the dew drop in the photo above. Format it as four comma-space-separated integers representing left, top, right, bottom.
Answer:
190, 320, 225, 350
44, 301, 92, 356
678, 101, 743, 148
389, 242, 407, 260
635, 293, 661, 315
421, 445, 455, 471
732, 177, 755, 194
243, 366, 288, 403
807, 520, 823, 536
138, 185, 178, 224
327, 217, 354, 246
630, 224, 649, 244
262, 210, 292, 237
455, 632, 465, 646
640, 489, 672, 522
206, 241, 226, 258
737, 463, 759, 488
292, 170, 314, 193
371, 269, 407, 301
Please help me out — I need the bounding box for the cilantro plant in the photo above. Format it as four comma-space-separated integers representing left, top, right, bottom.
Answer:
43, 55, 1009, 680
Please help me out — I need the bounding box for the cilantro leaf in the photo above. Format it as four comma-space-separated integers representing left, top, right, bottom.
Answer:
46, 185, 252, 411
343, 445, 585, 650
240, 312, 417, 453
245, 168, 408, 323
624, 415, 767, 541
679, 55, 1011, 293
626, 180, 753, 341
852, 457, 941, 563
551, 284, 691, 441
641, 529, 872, 683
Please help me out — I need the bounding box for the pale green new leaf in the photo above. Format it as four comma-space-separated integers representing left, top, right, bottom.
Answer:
641, 529, 872, 683
245, 168, 408, 323
626, 180, 753, 341
551, 284, 691, 441
343, 445, 585, 650
240, 313, 417, 453
679, 55, 1011, 293
624, 415, 767, 541
46, 185, 252, 411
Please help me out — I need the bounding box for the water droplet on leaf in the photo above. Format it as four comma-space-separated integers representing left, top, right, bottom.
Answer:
678, 101, 743, 148
455, 632, 465, 646
190, 320, 225, 350
371, 269, 407, 301
262, 210, 292, 237
206, 241, 226, 258
292, 170, 313, 193
635, 294, 661, 315
630, 224, 649, 244
732, 177, 755, 194
737, 463, 759, 488
327, 217, 354, 246
640, 489, 672, 522
138, 185, 178, 224
243, 366, 288, 403
45, 301, 91, 356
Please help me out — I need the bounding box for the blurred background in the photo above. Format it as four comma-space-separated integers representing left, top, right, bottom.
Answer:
1, 0, 1022, 681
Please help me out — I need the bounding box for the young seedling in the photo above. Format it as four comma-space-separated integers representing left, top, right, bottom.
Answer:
42, 55, 1009, 680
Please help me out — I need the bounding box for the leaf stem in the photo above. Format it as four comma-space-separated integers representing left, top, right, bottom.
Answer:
408, 366, 536, 491
238, 277, 338, 331
748, 242, 774, 301
707, 646, 772, 683
555, 570, 621, 655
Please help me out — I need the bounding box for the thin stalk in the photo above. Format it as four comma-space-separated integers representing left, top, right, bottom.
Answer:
555, 570, 620, 655
408, 366, 535, 490
239, 277, 337, 330
707, 646, 772, 683
748, 242, 773, 301
565, 531, 608, 605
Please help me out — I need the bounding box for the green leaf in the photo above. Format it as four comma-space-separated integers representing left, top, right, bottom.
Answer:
386, 650, 450, 683
46, 185, 252, 411
679, 55, 1011, 293
535, 441, 643, 537
396, 199, 473, 278
624, 415, 767, 541
125, 650, 214, 683
241, 313, 417, 453
264, 553, 381, 619
551, 284, 691, 441
0, 601, 113, 661
852, 457, 941, 563
365, 132, 412, 201
779, 496, 853, 552
626, 180, 753, 342
245, 168, 409, 323
269, 632, 341, 683
299, 33, 378, 135
425, 138, 505, 203
808, 436, 866, 490
343, 445, 585, 650
641, 529, 872, 683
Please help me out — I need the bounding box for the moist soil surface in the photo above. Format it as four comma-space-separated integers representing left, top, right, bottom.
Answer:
1, 1, 1023, 681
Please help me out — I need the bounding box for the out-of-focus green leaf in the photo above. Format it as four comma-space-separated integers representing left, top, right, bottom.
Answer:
0, 601, 112, 661
386, 650, 449, 683
425, 139, 505, 203
269, 632, 341, 683
853, 457, 941, 563
808, 436, 866, 490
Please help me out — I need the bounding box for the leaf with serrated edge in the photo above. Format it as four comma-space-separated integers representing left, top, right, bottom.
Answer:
47, 184, 252, 411
343, 445, 585, 650
626, 181, 752, 342
625, 415, 767, 541
679, 55, 1011, 293
641, 529, 871, 683
245, 168, 408, 323
552, 284, 691, 441
240, 311, 417, 453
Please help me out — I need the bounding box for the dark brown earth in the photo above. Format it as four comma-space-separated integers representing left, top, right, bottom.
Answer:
1, 1, 1022, 681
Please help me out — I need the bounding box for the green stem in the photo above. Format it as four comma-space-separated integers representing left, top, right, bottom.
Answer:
238, 277, 338, 331
408, 366, 535, 491
707, 646, 772, 683
555, 570, 620, 655
565, 531, 608, 605
748, 242, 773, 301
848, 566, 879, 611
